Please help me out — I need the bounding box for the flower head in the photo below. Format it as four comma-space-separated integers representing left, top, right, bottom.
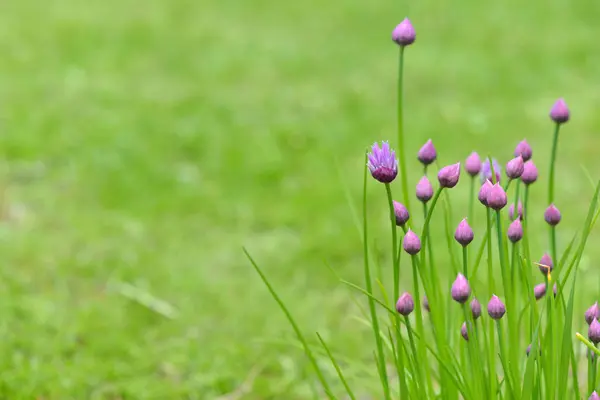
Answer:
514, 140, 533, 161
538, 253, 553, 276
534, 283, 547, 300
438, 163, 461, 188
544, 204, 561, 226
486, 183, 507, 210
506, 156, 524, 180
451, 273, 471, 304
396, 292, 414, 316
393, 201, 410, 226
550, 98, 570, 124
416, 176, 433, 203
508, 202, 524, 221
487, 295, 506, 320
521, 160, 538, 185
403, 229, 421, 255
392, 18, 416, 46
589, 391, 600, 400
507, 219, 523, 243
367, 142, 398, 183
460, 322, 469, 341
423, 296, 430, 312
417, 139, 437, 165
585, 302, 599, 325
465, 152, 482, 177
478, 180, 493, 206
481, 158, 501, 184
470, 298, 481, 320
589, 319, 600, 344
454, 218, 474, 247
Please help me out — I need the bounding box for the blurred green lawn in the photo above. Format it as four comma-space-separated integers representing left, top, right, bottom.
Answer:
0, 0, 599, 398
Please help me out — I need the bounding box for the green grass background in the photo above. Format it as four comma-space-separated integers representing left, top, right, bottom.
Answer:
0, 0, 599, 398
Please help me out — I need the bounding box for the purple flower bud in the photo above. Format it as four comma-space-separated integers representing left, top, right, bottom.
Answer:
486, 183, 507, 210
538, 253, 553, 276
549, 98, 570, 124
465, 152, 482, 177
470, 298, 481, 320
402, 229, 421, 255
451, 273, 471, 304
416, 176, 434, 203
393, 201, 410, 226
487, 295, 506, 320
589, 391, 600, 400
553, 283, 557, 298
506, 156, 524, 180
507, 219, 523, 243
508, 202, 524, 221
417, 139, 437, 165
521, 160, 538, 185
392, 18, 416, 47
534, 283, 547, 300
585, 302, 599, 325
438, 163, 461, 188
460, 322, 469, 341
454, 218, 474, 247
514, 140, 533, 162
544, 204, 561, 226
396, 292, 414, 316
478, 180, 493, 206
367, 142, 398, 183
526, 344, 531, 356
481, 158, 501, 184
423, 296, 430, 312
589, 319, 600, 344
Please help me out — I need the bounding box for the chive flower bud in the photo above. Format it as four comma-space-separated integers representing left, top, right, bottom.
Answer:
393, 201, 410, 226
396, 292, 414, 316
465, 152, 481, 177
544, 204, 561, 226
451, 273, 471, 304
438, 163, 461, 188
454, 218, 474, 247
487, 295, 506, 320
417, 139, 437, 166
549, 98, 570, 124
402, 229, 421, 255
416, 176, 433, 203
392, 18, 416, 47
514, 139, 533, 161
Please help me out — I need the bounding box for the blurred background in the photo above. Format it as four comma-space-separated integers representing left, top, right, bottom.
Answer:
0, 0, 599, 398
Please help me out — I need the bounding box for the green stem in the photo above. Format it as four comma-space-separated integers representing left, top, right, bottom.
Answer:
362, 159, 390, 399
462, 246, 468, 279
385, 183, 400, 304
404, 317, 425, 393
485, 208, 497, 395
548, 123, 561, 204
410, 256, 433, 397
420, 188, 444, 268
396, 46, 411, 212
496, 321, 516, 398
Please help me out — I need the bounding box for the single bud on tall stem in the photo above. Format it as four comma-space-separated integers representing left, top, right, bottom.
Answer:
451, 273, 471, 304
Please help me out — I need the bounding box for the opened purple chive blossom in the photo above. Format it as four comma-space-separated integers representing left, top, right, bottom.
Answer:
451, 273, 471, 304
423, 296, 430, 312
521, 160, 538, 185
534, 283, 547, 300
438, 163, 461, 188
481, 158, 501, 184
538, 253, 553, 276
460, 322, 469, 341
589, 319, 600, 344
589, 391, 600, 400
416, 176, 434, 203
403, 229, 421, 255
470, 298, 481, 320
465, 152, 482, 177
514, 139, 533, 161
487, 295, 506, 320
454, 218, 474, 247
508, 202, 524, 220
507, 219, 523, 243
549, 98, 570, 124
544, 204, 561, 226
486, 183, 507, 210
585, 302, 599, 325
367, 141, 398, 183
478, 180, 493, 206
506, 155, 524, 180
396, 292, 414, 316
393, 201, 410, 226
392, 18, 416, 46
